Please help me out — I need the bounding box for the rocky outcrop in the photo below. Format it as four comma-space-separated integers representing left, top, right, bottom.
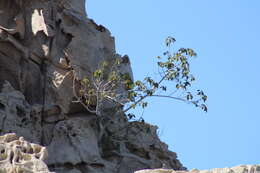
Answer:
0, 133, 53, 173
0, 0, 184, 173
0, 1, 257, 173
0, 0, 132, 113
0, 81, 184, 172
135, 165, 260, 173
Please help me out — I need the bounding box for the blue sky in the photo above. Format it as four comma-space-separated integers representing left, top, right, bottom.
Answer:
87, 0, 260, 170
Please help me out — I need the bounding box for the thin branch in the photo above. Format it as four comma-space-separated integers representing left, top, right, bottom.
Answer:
123, 73, 168, 113
150, 94, 187, 102
169, 89, 178, 96
72, 70, 97, 114
105, 95, 124, 106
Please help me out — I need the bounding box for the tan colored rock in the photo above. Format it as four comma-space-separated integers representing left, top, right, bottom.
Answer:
0, 133, 53, 173
135, 165, 260, 173
31, 8, 54, 37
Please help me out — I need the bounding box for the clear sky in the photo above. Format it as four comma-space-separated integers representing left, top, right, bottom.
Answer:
87, 0, 260, 170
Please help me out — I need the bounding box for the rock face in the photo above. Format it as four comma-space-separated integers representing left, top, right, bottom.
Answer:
0, 0, 184, 173
135, 165, 260, 173
0, 81, 184, 173
0, 133, 53, 173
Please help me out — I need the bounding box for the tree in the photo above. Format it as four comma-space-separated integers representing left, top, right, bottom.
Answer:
73, 37, 207, 120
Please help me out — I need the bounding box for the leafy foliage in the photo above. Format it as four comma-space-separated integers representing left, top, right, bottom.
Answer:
123, 36, 207, 114
73, 37, 207, 118
73, 57, 132, 116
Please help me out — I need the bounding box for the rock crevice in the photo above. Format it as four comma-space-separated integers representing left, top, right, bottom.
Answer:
0, 0, 184, 173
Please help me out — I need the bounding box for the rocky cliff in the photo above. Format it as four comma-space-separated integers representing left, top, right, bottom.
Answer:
0, 0, 184, 173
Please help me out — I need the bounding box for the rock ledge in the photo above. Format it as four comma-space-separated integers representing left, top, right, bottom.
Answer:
0, 133, 53, 173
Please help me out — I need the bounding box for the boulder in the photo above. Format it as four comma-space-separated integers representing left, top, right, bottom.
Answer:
0, 133, 53, 173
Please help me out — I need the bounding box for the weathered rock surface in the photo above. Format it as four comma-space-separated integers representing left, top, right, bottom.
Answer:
0, 133, 53, 173
0, 0, 132, 114
0, 1, 258, 173
0, 81, 184, 172
0, 0, 184, 173
135, 165, 260, 173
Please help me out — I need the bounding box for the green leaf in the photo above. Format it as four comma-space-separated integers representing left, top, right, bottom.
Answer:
202, 95, 208, 102
93, 69, 103, 78
201, 104, 208, 112
186, 92, 193, 100
102, 61, 108, 67
160, 86, 167, 91
141, 102, 148, 108
165, 36, 176, 47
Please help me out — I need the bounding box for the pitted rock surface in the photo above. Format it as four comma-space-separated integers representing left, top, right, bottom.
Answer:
0, 0, 184, 173
0, 1, 258, 173
0, 133, 53, 173
0, 80, 184, 173
135, 165, 260, 173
